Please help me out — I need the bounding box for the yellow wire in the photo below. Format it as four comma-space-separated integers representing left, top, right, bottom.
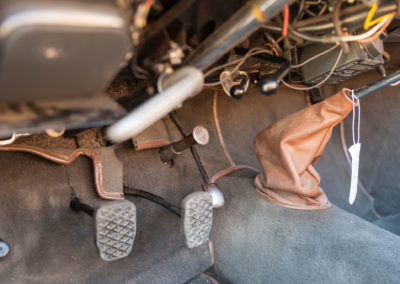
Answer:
364, 2, 393, 30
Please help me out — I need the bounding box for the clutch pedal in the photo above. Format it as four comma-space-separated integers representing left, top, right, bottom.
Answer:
70, 198, 136, 261
181, 192, 213, 248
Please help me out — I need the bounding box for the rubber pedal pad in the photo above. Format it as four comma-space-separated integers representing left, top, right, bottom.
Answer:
94, 200, 136, 261
181, 192, 213, 249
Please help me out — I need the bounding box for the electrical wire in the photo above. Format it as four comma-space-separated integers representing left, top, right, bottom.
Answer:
229, 48, 274, 74
124, 186, 181, 217
294, 0, 305, 23
212, 90, 235, 168
263, 3, 397, 34
304, 7, 316, 17
210, 164, 259, 184
230, 49, 266, 75
282, 5, 289, 37
133, 0, 154, 28
294, 3, 397, 30
204, 48, 271, 78
204, 60, 241, 79
290, 43, 339, 68
317, 2, 327, 17
333, 0, 349, 53
265, 43, 279, 56
204, 81, 223, 87
199, 273, 220, 284
203, 48, 273, 87
282, 48, 343, 90
209, 89, 259, 184
357, 14, 394, 43
288, 15, 392, 43
363, 2, 393, 30
263, 32, 283, 55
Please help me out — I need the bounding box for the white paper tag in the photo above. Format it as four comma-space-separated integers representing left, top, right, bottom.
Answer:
348, 90, 361, 205
348, 143, 361, 205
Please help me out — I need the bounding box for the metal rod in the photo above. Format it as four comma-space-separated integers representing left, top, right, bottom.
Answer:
106, 67, 204, 143
159, 135, 196, 163
169, 114, 211, 184
185, 0, 294, 71
159, 126, 209, 163
172, 135, 196, 153
70, 198, 94, 217
124, 187, 181, 217
354, 70, 400, 99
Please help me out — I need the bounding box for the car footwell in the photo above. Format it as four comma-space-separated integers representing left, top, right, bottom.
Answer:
0, 70, 399, 283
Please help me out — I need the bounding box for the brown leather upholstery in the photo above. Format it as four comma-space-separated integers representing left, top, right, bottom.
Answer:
254, 89, 354, 210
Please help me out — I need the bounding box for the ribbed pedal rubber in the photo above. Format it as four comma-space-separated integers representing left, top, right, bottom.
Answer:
94, 200, 136, 261
182, 192, 213, 248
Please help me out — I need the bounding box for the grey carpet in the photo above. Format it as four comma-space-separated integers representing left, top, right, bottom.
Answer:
373, 213, 400, 236
208, 176, 400, 284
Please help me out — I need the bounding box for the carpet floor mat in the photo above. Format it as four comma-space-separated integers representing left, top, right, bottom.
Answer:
0, 152, 212, 283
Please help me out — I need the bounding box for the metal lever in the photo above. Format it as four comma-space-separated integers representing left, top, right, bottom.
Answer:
160, 126, 209, 164
107, 67, 204, 143
354, 70, 400, 99
70, 197, 94, 216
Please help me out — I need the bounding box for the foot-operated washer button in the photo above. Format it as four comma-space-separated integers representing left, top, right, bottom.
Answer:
0, 240, 10, 258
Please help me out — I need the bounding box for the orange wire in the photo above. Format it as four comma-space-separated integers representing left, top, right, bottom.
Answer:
357, 13, 395, 43
207, 90, 260, 184
282, 5, 289, 37
212, 90, 235, 168
145, 0, 154, 7
264, 43, 279, 56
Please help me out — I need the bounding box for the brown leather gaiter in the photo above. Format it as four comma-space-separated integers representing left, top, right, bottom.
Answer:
254, 89, 354, 210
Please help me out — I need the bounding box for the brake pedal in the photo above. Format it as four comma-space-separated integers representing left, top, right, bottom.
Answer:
181, 192, 213, 249
71, 198, 136, 261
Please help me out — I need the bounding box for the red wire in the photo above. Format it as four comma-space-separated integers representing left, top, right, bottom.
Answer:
282, 5, 289, 37
145, 0, 154, 7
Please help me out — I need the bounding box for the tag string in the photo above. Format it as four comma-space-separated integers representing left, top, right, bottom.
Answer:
351, 90, 361, 145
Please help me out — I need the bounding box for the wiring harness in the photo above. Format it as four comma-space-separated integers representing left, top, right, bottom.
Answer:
202, 0, 397, 91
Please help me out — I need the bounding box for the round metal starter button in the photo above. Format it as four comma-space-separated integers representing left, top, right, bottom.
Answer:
0, 240, 9, 258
